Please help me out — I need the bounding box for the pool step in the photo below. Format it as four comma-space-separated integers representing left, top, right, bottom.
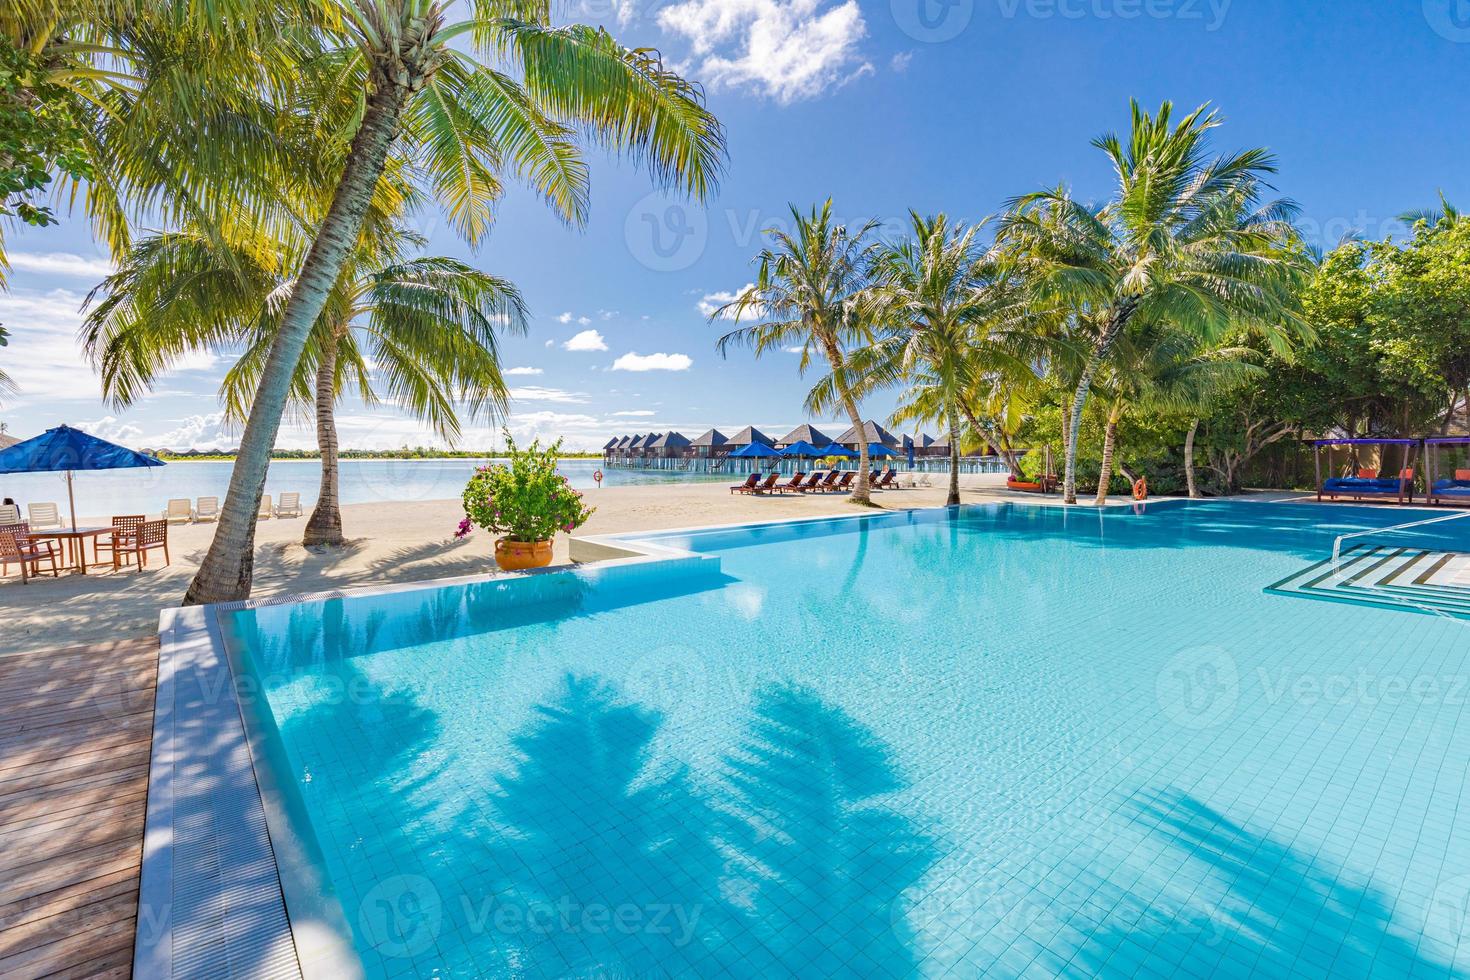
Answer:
1265, 545, 1470, 618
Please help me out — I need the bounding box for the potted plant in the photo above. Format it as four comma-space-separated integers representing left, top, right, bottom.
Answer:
457, 433, 594, 571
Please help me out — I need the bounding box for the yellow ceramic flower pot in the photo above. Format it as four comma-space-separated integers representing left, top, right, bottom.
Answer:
494, 537, 553, 571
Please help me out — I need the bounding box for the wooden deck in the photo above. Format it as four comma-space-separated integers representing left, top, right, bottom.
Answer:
0, 638, 157, 979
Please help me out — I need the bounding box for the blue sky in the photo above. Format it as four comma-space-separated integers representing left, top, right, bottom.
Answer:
2, 0, 1467, 451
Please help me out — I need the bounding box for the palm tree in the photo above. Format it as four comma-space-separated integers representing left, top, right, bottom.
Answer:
183, 0, 726, 603
824, 212, 1024, 505
1087, 323, 1262, 505
1000, 100, 1307, 504
715, 201, 880, 505
84, 223, 526, 546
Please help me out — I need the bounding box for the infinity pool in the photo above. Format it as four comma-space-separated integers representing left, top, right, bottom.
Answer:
224, 501, 1470, 978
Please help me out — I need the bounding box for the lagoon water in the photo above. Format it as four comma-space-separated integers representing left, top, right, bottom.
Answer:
0, 458, 722, 519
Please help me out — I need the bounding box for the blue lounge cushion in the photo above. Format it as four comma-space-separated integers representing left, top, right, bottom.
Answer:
1323, 477, 1402, 493
1431, 479, 1470, 495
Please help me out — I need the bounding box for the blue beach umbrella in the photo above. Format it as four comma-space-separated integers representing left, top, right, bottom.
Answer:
822, 444, 857, 458
779, 440, 828, 458
866, 443, 900, 458
729, 442, 781, 459
0, 424, 165, 530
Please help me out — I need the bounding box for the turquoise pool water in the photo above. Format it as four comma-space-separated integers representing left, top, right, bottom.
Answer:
225, 501, 1470, 978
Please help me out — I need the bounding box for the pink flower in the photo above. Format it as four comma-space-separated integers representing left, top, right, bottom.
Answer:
454, 517, 473, 539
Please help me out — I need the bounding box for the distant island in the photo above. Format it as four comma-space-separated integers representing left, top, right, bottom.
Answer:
148, 446, 605, 461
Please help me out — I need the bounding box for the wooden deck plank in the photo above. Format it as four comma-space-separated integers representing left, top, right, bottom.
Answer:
0, 636, 156, 980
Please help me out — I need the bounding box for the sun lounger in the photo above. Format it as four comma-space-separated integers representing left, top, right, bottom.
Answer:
874, 470, 900, 489
1429, 470, 1470, 506
730, 473, 760, 494
165, 498, 192, 524
27, 502, 61, 530
749, 473, 782, 495
1319, 468, 1415, 504
0, 504, 18, 524
194, 496, 219, 522
258, 494, 273, 519
799, 471, 828, 491
775, 472, 806, 493
274, 492, 302, 518
833, 472, 855, 492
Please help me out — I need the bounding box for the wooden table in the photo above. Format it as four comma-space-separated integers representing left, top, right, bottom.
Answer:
29, 526, 118, 574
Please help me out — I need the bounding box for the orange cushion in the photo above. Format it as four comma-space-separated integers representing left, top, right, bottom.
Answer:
1457, 469, 1470, 481
1357, 468, 1379, 479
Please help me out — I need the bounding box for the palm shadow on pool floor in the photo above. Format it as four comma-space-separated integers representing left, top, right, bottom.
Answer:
1064, 788, 1462, 978
476, 676, 938, 978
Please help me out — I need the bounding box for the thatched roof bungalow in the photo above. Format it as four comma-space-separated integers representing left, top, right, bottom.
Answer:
647, 431, 691, 457
726, 426, 775, 449
776, 424, 832, 449
834, 420, 899, 449
689, 428, 728, 457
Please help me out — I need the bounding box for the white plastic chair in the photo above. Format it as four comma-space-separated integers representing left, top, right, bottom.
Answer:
194, 496, 219, 522
274, 492, 302, 518
28, 502, 62, 529
165, 498, 192, 524
0, 503, 19, 524
258, 494, 272, 520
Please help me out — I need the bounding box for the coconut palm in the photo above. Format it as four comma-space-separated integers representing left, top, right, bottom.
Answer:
716, 201, 880, 505
83, 223, 526, 546
1000, 100, 1307, 503
182, 0, 726, 603
1087, 323, 1262, 505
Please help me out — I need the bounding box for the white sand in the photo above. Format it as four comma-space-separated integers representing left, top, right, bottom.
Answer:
0, 475, 1146, 656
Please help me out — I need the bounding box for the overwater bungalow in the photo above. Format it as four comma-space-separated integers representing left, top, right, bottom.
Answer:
776, 424, 833, 449
689, 428, 729, 458
726, 426, 775, 450
834, 420, 900, 450
648, 431, 692, 458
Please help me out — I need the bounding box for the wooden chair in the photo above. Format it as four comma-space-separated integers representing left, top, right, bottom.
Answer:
1, 525, 60, 583
117, 519, 169, 571
274, 492, 302, 518
96, 515, 146, 570
27, 502, 61, 530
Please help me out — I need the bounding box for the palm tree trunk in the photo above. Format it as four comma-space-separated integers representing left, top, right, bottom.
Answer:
184, 82, 409, 604
946, 402, 961, 506
1063, 300, 1135, 504
1184, 417, 1200, 498
304, 330, 343, 547
1094, 403, 1123, 506
823, 339, 871, 505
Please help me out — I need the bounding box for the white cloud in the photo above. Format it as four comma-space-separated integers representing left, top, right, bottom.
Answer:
75, 415, 144, 445
508, 386, 589, 404
7, 251, 114, 279
556, 311, 574, 324
697, 283, 762, 320
145, 412, 234, 450
504, 366, 543, 376
563, 329, 608, 352
544, 340, 555, 348
611, 352, 694, 372
613, 410, 657, 417
658, 0, 871, 103
891, 51, 913, 73
598, 309, 619, 320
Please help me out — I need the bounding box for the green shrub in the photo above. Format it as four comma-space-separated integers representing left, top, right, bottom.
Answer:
458, 433, 594, 542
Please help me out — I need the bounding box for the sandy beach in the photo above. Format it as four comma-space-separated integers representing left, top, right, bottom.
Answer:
1, 474, 1090, 656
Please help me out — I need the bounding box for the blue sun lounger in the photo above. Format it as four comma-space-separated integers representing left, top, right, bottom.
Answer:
1429, 477, 1470, 506
1319, 470, 1415, 504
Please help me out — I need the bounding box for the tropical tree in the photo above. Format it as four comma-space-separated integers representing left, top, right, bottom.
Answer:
1088, 323, 1262, 504
715, 201, 879, 505
180, 0, 725, 603
83, 223, 526, 546
1000, 100, 1307, 503
821, 212, 1027, 505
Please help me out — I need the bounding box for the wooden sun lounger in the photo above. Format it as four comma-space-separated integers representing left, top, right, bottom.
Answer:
749, 473, 782, 495
730, 473, 760, 494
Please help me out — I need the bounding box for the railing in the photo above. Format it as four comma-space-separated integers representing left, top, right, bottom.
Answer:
1331, 511, 1470, 564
